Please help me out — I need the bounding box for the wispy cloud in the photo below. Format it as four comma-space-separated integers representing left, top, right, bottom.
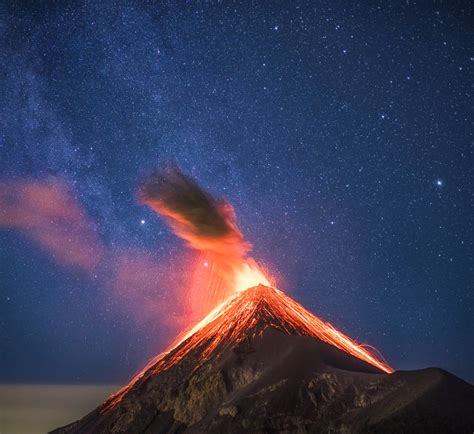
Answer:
0, 179, 104, 271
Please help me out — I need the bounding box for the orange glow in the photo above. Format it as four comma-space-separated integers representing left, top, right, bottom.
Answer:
139, 167, 271, 321
143, 195, 260, 320
234, 260, 271, 292
103, 284, 393, 412
184, 255, 272, 323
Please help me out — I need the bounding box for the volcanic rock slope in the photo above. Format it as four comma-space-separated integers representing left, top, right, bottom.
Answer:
53, 285, 474, 434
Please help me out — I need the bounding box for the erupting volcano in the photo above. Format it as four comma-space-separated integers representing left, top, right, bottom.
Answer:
96, 284, 392, 417
53, 167, 474, 434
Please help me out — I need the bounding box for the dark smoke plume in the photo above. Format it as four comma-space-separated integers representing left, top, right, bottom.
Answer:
138, 165, 251, 261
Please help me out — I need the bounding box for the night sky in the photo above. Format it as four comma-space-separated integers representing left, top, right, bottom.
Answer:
1, 1, 472, 385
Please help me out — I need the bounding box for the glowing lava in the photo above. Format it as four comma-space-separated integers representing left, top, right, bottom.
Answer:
104, 283, 393, 412
167, 284, 392, 374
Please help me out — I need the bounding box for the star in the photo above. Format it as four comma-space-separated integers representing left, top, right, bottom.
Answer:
436, 179, 444, 187
140, 219, 146, 225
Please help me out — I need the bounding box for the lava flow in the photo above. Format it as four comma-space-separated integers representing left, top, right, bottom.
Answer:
103, 283, 392, 412
155, 283, 392, 374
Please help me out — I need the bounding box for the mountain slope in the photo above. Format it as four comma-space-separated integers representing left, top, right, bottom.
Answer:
52, 286, 474, 433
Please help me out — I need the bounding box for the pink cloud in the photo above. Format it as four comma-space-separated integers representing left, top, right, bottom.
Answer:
0, 178, 103, 271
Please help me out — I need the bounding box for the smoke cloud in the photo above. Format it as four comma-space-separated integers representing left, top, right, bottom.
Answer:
138, 165, 259, 315
138, 165, 251, 266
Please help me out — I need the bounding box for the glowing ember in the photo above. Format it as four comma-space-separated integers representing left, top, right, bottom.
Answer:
104, 284, 393, 412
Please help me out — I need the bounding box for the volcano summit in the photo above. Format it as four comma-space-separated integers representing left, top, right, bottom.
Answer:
53, 285, 474, 434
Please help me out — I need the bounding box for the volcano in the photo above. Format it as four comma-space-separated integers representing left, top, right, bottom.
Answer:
53, 285, 474, 434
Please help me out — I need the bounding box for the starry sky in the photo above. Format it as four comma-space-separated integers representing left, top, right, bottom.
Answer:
1, 1, 473, 384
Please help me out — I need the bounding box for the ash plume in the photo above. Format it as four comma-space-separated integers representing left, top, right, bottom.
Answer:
138, 165, 251, 262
